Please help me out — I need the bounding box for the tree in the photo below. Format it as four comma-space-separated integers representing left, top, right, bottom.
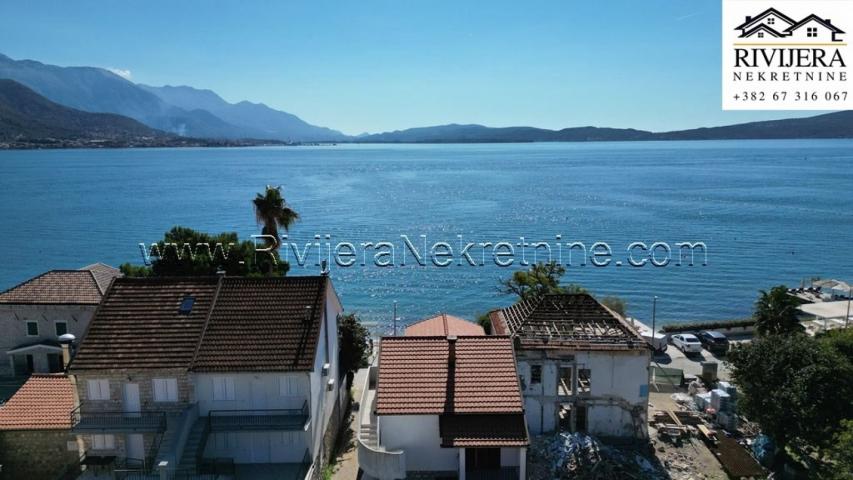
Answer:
253, 185, 299, 255
120, 226, 288, 277
338, 313, 371, 386
727, 335, 853, 469
824, 420, 853, 479
499, 261, 586, 300
476, 312, 493, 334
600, 296, 627, 317
753, 285, 803, 335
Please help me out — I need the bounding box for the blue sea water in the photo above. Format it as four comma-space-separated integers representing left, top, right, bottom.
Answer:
1, 140, 852, 332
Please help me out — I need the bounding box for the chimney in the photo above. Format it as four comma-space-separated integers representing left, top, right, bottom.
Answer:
320, 260, 329, 276
447, 335, 457, 368
745, 16, 752, 22
445, 336, 457, 414
58, 333, 76, 371
216, 267, 226, 277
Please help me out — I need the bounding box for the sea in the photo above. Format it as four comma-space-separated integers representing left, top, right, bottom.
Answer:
1, 140, 852, 333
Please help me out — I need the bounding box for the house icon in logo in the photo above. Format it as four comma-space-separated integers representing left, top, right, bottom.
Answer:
736, 8, 845, 41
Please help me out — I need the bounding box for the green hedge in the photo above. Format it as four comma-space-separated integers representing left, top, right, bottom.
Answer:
660, 318, 755, 333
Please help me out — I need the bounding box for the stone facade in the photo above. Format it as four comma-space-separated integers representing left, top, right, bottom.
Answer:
0, 304, 96, 376
0, 429, 80, 480
72, 369, 193, 413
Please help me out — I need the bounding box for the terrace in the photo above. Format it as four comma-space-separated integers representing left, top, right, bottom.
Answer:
207, 401, 310, 432
71, 406, 167, 433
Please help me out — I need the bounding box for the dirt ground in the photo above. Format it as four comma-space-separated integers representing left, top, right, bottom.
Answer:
648, 391, 729, 480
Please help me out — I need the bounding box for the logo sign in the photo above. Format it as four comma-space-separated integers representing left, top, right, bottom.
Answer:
722, 0, 852, 109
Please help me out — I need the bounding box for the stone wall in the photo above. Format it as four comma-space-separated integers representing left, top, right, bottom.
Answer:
0, 429, 80, 480
71, 369, 192, 413
311, 382, 347, 480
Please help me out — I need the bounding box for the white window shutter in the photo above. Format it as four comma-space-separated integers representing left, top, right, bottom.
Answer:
167, 378, 178, 401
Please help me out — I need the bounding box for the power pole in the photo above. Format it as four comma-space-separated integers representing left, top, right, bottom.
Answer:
393, 301, 398, 336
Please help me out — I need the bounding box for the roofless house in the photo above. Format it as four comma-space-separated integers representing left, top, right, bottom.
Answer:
489, 293, 651, 438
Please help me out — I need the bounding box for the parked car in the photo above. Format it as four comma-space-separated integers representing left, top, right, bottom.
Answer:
671, 333, 703, 354
697, 330, 730, 355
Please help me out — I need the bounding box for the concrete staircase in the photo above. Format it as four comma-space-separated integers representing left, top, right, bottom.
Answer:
359, 423, 378, 448
177, 418, 210, 472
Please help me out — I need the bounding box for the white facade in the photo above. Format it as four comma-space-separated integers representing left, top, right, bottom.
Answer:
517, 349, 650, 437
378, 414, 525, 479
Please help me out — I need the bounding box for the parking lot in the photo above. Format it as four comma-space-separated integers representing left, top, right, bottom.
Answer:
650, 334, 753, 383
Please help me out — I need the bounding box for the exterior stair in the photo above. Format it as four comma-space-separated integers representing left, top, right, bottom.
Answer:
359, 423, 378, 448
177, 418, 210, 472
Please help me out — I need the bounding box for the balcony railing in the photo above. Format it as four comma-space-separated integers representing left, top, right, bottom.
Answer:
207, 401, 309, 432
71, 406, 167, 433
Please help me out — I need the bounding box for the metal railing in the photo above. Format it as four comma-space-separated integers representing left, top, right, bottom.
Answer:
71, 405, 168, 432
207, 401, 309, 431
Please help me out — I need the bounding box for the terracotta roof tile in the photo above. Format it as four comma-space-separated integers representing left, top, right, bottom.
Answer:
489, 293, 645, 350
69, 277, 219, 370
0, 374, 74, 430
376, 336, 524, 415
440, 414, 528, 447
80, 263, 122, 294
0, 269, 106, 304
190, 276, 328, 372
404, 314, 485, 337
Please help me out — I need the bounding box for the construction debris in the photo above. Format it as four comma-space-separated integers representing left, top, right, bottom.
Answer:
528, 432, 667, 480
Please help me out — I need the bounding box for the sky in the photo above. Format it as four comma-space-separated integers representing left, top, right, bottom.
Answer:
0, 0, 820, 135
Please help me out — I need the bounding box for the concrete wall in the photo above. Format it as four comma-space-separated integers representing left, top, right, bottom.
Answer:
193, 372, 310, 413
203, 431, 310, 464
0, 304, 96, 376
0, 429, 80, 480
517, 348, 650, 437
379, 415, 457, 472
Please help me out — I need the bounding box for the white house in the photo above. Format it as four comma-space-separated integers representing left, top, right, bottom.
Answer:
488, 293, 651, 439
359, 335, 528, 480
0, 264, 119, 377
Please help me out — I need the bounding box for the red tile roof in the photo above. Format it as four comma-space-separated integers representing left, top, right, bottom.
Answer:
489, 294, 645, 351
80, 263, 122, 294
0, 374, 74, 430
70, 275, 333, 372
404, 314, 485, 337
376, 336, 524, 415
190, 276, 328, 372
0, 267, 115, 305
69, 277, 220, 370
440, 414, 528, 447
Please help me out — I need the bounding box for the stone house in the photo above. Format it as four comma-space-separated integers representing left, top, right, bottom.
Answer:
0, 374, 80, 479
0, 263, 120, 376
67, 274, 345, 480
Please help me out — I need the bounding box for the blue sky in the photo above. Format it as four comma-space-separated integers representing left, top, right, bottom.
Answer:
0, 0, 818, 135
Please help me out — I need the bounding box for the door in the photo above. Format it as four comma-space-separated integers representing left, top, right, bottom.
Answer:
126, 433, 145, 464
25, 354, 34, 374
466, 448, 501, 471
251, 378, 267, 410
251, 432, 270, 463
47, 353, 63, 373
123, 383, 141, 417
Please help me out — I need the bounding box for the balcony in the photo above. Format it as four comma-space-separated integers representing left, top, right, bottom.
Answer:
207, 401, 309, 432
71, 406, 167, 433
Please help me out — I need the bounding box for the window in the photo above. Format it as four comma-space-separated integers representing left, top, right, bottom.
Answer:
280, 376, 299, 396
153, 378, 179, 402
212, 377, 236, 401
530, 365, 542, 384
55, 321, 68, 337
757, 32, 764, 38
179, 296, 195, 315
578, 368, 592, 394
26, 321, 38, 336
767, 18, 775, 25
91, 434, 115, 450
87, 379, 110, 400
807, 27, 818, 37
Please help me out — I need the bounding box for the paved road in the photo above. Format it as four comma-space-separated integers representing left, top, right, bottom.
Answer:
651, 335, 752, 383
331, 366, 370, 480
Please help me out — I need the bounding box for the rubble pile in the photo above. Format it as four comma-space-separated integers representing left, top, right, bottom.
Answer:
528, 432, 666, 480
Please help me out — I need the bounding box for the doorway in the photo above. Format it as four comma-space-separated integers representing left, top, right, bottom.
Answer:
126, 433, 145, 465
47, 353, 63, 373
465, 447, 501, 471
123, 383, 141, 416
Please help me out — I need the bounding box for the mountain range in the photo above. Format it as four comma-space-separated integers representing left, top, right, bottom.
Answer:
0, 52, 852, 146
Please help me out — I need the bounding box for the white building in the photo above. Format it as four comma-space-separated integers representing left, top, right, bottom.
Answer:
0, 264, 119, 376
359, 335, 528, 480
488, 293, 651, 439
68, 275, 345, 480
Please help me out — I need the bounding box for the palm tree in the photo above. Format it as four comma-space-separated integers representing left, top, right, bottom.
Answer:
754, 285, 802, 335
253, 185, 299, 254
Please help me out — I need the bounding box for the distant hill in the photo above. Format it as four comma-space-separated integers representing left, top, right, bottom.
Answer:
358, 124, 654, 143
0, 53, 344, 141
655, 111, 853, 140
0, 79, 162, 141
357, 112, 853, 143
139, 84, 348, 142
